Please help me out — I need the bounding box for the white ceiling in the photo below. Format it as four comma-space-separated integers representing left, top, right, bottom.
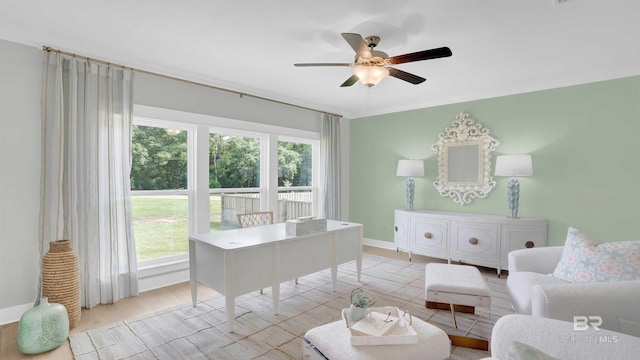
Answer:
1, 0, 639, 118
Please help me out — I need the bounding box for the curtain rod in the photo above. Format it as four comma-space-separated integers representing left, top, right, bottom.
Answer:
42, 46, 342, 118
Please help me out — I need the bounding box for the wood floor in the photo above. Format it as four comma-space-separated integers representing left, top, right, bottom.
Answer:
0, 246, 501, 359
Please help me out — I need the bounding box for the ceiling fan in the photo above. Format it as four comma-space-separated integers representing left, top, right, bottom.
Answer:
294, 33, 452, 87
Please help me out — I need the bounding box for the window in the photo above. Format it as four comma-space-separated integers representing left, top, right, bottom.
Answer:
278, 140, 311, 187
278, 140, 313, 222
131, 106, 320, 266
130, 122, 191, 262
209, 131, 263, 230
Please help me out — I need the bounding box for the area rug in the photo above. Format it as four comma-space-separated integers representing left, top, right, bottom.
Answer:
70, 254, 512, 359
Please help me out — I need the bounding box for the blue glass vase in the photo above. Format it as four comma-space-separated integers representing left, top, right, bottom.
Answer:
17, 297, 69, 354
349, 304, 368, 323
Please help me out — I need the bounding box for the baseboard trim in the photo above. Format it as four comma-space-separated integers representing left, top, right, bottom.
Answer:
362, 237, 395, 251
0, 302, 33, 326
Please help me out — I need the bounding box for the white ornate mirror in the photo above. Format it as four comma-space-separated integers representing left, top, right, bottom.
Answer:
432, 112, 499, 205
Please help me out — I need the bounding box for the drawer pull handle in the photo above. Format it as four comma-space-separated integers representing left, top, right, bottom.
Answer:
468, 237, 479, 245
394, 226, 398, 232
424, 232, 433, 239
525, 241, 535, 248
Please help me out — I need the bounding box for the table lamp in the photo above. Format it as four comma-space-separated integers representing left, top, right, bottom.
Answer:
494, 154, 533, 218
396, 159, 424, 210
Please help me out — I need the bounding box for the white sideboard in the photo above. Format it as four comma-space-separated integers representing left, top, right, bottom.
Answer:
394, 209, 547, 274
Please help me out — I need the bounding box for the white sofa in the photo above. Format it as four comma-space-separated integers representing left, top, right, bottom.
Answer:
487, 314, 640, 360
506, 246, 640, 336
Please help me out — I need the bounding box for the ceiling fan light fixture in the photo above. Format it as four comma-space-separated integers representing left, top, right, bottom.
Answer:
353, 66, 389, 87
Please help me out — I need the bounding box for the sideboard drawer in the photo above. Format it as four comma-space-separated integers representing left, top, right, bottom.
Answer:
411, 218, 448, 256
501, 224, 548, 270
450, 222, 500, 263
393, 211, 409, 249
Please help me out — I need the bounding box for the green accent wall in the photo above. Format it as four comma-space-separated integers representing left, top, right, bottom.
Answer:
350, 76, 640, 246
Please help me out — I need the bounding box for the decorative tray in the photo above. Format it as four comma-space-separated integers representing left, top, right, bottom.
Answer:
342, 306, 418, 346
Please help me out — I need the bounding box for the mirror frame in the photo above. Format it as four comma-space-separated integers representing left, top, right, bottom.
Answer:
431, 112, 500, 205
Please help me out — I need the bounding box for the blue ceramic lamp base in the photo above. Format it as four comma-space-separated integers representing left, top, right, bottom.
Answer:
405, 177, 415, 210
507, 177, 520, 219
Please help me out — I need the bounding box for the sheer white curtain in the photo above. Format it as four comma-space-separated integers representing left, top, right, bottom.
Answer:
40, 51, 138, 309
320, 113, 341, 220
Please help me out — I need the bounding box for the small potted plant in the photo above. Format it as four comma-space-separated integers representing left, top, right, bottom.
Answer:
349, 288, 376, 322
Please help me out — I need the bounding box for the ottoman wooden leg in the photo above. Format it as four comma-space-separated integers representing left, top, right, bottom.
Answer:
449, 335, 489, 351
426, 301, 475, 314
449, 303, 458, 330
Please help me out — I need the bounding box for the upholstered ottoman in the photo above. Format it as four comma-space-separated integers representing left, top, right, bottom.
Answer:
302, 315, 450, 360
425, 263, 491, 310
425, 263, 492, 349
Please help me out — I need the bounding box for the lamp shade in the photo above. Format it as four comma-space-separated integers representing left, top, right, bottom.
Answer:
494, 155, 533, 177
396, 159, 424, 177
354, 66, 389, 87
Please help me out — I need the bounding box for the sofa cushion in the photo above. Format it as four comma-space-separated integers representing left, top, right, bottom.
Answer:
507, 341, 559, 360
552, 227, 640, 283
506, 271, 567, 314
491, 314, 640, 360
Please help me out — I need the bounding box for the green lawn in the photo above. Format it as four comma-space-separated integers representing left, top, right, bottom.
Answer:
132, 197, 225, 260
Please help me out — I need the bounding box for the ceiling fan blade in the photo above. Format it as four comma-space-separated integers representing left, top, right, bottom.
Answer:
387, 67, 426, 85
340, 75, 359, 87
294, 63, 352, 67
387, 47, 452, 65
341, 33, 372, 59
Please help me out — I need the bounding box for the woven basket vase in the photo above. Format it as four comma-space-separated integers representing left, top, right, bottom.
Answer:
42, 240, 81, 328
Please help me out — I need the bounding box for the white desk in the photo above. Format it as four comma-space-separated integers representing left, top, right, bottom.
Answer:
189, 220, 363, 332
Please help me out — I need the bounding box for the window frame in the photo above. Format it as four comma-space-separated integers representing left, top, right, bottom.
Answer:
132, 106, 320, 270
277, 135, 319, 219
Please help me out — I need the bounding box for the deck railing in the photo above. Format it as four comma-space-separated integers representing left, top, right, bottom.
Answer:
221, 192, 312, 226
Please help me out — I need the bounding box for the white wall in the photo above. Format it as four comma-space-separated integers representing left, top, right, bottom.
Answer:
0, 39, 43, 322
134, 71, 323, 133
0, 38, 350, 324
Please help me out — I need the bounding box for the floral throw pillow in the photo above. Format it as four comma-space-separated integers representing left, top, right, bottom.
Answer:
552, 227, 640, 283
